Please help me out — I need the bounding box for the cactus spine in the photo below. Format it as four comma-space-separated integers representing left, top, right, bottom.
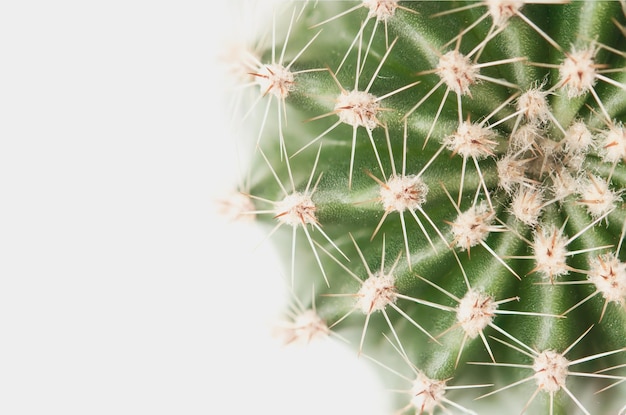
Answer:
221, 1, 626, 413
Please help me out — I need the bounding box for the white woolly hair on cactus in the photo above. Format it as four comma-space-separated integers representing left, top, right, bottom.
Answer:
217, 1, 626, 414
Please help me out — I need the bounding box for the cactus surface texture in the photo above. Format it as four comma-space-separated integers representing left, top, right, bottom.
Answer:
222, 1, 626, 414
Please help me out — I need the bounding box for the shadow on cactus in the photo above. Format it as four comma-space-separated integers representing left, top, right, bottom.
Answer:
222, 1, 626, 414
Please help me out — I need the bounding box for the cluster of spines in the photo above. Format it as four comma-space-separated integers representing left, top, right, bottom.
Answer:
221, 1, 626, 413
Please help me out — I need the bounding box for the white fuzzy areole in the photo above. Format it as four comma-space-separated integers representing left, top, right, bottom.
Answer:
410, 372, 447, 413
496, 154, 530, 194
444, 121, 498, 159
510, 123, 541, 152
588, 253, 626, 303
551, 169, 579, 201
363, 0, 398, 21
274, 192, 317, 227
559, 47, 597, 98
254, 63, 295, 99
379, 174, 428, 213
532, 225, 569, 280
510, 186, 543, 226
577, 175, 620, 219
335, 90, 380, 129
532, 350, 570, 393
451, 202, 494, 251
436, 51, 478, 96
284, 309, 330, 344
486, 0, 524, 26
456, 289, 497, 338
517, 87, 551, 124
563, 120, 594, 154
601, 124, 626, 163
217, 191, 257, 222
357, 272, 397, 314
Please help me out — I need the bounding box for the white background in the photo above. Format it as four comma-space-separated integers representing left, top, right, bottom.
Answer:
0, 1, 388, 414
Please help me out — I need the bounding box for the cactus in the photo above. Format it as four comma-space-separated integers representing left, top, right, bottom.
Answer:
220, 1, 626, 414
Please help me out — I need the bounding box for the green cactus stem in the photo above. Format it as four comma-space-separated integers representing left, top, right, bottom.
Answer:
223, 1, 626, 413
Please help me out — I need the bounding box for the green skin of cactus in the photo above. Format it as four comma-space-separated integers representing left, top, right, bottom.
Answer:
240, 1, 626, 414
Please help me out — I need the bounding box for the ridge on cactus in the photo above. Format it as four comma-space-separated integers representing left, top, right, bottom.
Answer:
218, 1, 626, 414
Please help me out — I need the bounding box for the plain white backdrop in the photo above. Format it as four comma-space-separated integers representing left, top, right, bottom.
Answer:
0, 1, 388, 414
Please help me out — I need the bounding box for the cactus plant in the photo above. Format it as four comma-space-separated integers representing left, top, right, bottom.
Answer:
219, 1, 626, 413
